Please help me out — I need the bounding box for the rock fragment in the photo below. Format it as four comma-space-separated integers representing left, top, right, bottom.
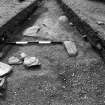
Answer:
23, 25, 40, 37
23, 56, 40, 67
0, 77, 7, 97
69, 22, 73, 26
64, 41, 78, 57
58, 15, 68, 23
20, 52, 27, 60
97, 21, 105, 25
8, 56, 22, 65
0, 62, 12, 77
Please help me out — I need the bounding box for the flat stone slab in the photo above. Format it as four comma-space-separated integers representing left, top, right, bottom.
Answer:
64, 41, 78, 56
0, 62, 12, 77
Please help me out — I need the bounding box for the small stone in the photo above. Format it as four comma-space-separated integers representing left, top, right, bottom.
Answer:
69, 22, 73, 26
0, 77, 7, 89
0, 77, 7, 97
82, 35, 88, 41
23, 56, 40, 67
18, 0, 25, 2
64, 41, 78, 57
42, 18, 54, 28
97, 21, 104, 25
20, 52, 27, 60
0, 62, 12, 76
96, 43, 102, 50
58, 15, 68, 23
8, 56, 22, 65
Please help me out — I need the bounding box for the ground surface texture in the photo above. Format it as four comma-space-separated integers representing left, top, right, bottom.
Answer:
0, 0, 105, 105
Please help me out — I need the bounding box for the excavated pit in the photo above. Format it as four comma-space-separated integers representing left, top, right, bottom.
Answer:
0, 0, 105, 105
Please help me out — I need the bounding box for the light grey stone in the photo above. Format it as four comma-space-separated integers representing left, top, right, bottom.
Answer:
23, 56, 40, 67
0, 62, 12, 76
8, 56, 22, 65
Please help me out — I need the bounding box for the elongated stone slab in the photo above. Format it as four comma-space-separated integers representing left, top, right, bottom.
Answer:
64, 41, 78, 56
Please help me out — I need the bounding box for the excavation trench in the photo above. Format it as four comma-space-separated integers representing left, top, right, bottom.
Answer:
0, 0, 105, 105
0, 0, 44, 58
56, 0, 105, 61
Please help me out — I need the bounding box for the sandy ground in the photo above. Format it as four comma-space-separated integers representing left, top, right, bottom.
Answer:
0, 0, 105, 105
0, 0, 36, 26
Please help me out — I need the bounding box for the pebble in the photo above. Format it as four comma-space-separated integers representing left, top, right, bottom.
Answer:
58, 15, 68, 23
8, 56, 22, 65
69, 22, 73, 26
97, 21, 105, 25
0, 62, 12, 76
23, 56, 40, 67
64, 41, 78, 57
20, 52, 27, 60
96, 43, 102, 50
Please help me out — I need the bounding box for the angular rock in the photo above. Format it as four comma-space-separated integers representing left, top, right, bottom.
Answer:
23, 56, 40, 67
0, 62, 12, 77
8, 56, 22, 65
23, 25, 40, 37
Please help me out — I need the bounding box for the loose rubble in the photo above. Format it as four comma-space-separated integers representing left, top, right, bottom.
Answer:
0, 62, 12, 77
8, 56, 22, 65
23, 56, 40, 68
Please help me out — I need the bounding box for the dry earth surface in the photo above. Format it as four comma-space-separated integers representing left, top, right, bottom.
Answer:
0, 0, 105, 105
0, 0, 36, 26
